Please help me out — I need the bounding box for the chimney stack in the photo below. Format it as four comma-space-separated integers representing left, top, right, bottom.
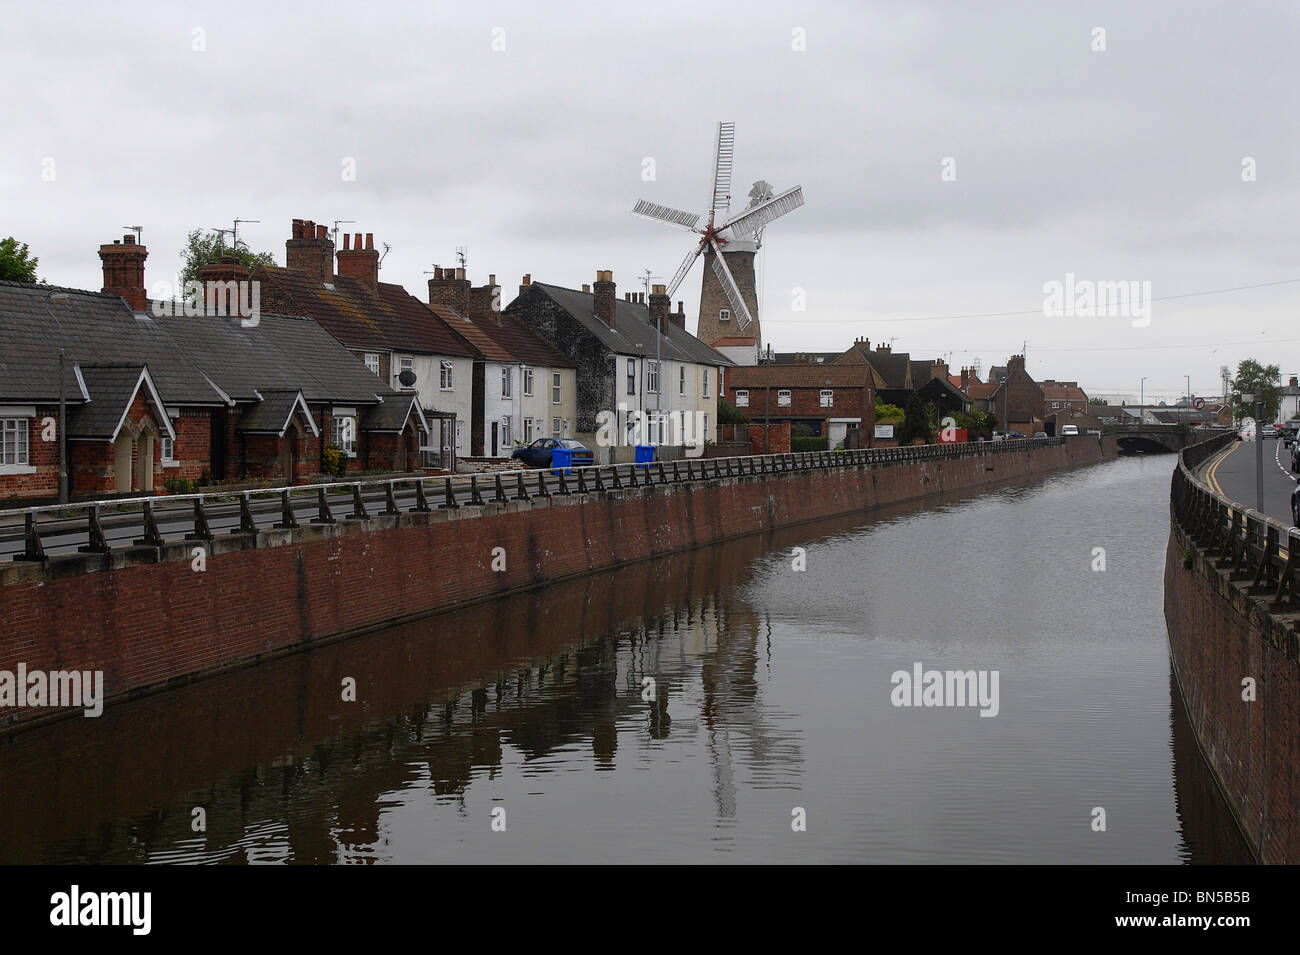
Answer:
468, 273, 502, 322
593, 270, 615, 328
519, 273, 531, 298
199, 256, 252, 316
961, 367, 971, 391
671, 300, 686, 330
428, 264, 471, 314
286, 218, 335, 284
1009, 354, 1025, 374
648, 283, 669, 332
335, 231, 380, 289
99, 233, 149, 312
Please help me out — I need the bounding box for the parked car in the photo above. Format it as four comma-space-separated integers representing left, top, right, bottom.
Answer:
1005, 430, 1027, 439
1291, 439, 1300, 473
511, 438, 594, 469
1283, 422, 1299, 448
1261, 424, 1280, 439
1032, 431, 1049, 440
1292, 481, 1300, 524
1061, 424, 1079, 436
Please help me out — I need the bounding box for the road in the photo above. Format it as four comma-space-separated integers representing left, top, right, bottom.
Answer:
1202, 436, 1297, 525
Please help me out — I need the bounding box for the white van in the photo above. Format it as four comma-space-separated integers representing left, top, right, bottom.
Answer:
1061, 425, 1079, 436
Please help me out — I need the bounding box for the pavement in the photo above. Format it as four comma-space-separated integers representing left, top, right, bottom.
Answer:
1201, 436, 1297, 526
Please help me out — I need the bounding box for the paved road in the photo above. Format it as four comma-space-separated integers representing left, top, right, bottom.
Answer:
1202, 436, 1297, 525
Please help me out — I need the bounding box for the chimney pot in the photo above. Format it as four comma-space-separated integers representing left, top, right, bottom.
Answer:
593, 270, 616, 328
488, 273, 496, 286
582, 284, 590, 293
523, 273, 531, 285
343, 234, 351, 250
365, 233, 374, 250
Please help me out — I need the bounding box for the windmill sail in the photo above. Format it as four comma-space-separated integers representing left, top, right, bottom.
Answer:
721, 185, 803, 240
632, 200, 700, 231
666, 246, 702, 298
710, 122, 735, 218
709, 244, 754, 331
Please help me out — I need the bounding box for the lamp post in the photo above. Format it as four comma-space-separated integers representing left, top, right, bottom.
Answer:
1241, 392, 1264, 513
1140, 377, 1147, 423
46, 292, 71, 504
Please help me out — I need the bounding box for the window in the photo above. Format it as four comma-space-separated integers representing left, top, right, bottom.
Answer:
778, 389, 792, 407
719, 308, 730, 323
679, 367, 686, 396
333, 415, 356, 455
1052, 401, 1060, 409
702, 369, 709, 398
552, 417, 561, 437
440, 360, 454, 391
161, 436, 176, 465
398, 356, 414, 387
524, 418, 534, 442
552, 372, 562, 405
627, 359, 636, 396
364, 353, 380, 377
502, 416, 512, 445
1, 418, 30, 469
647, 361, 659, 394
820, 389, 834, 408
703, 413, 709, 443
563, 419, 570, 437
523, 367, 534, 396
501, 367, 512, 398
734, 389, 749, 408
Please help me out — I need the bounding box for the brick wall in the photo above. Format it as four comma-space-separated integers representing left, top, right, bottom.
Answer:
1165, 523, 1300, 864
0, 436, 1114, 733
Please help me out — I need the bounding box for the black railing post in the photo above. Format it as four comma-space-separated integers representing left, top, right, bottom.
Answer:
385, 482, 400, 515
186, 495, 214, 540
470, 475, 485, 506
312, 486, 336, 524
413, 480, 431, 512
81, 503, 111, 554
276, 488, 299, 528
443, 477, 460, 509
231, 492, 256, 535
350, 484, 369, 520
494, 473, 508, 503
136, 498, 166, 546
18, 510, 45, 562
517, 472, 530, 500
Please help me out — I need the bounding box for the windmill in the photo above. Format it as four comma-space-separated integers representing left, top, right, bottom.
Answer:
632, 122, 804, 364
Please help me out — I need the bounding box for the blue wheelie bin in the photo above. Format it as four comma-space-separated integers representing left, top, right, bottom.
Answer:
551, 445, 575, 475
634, 444, 656, 470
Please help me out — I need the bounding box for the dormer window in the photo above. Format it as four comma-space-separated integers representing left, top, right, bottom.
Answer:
719, 308, 730, 322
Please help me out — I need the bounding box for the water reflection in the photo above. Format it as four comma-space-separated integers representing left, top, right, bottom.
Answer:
0, 457, 1251, 863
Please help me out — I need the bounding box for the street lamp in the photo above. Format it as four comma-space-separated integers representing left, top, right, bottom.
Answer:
46, 292, 71, 504
1139, 377, 1147, 423
1241, 391, 1264, 513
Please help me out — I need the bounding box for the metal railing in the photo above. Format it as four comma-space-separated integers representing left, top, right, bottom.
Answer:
5, 436, 1066, 563
1170, 430, 1300, 606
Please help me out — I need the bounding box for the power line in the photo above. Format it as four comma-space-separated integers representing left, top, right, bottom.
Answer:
932, 336, 1300, 355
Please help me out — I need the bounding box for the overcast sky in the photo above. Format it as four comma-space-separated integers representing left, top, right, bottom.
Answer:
4, 0, 1298, 403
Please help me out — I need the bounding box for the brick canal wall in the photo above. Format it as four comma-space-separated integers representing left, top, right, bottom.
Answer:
1165, 440, 1300, 864
0, 436, 1113, 731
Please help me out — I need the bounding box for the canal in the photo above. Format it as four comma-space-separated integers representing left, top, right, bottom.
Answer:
0, 454, 1252, 864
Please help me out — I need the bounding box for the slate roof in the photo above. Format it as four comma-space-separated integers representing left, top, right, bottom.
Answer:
66, 365, 173, 440
470, 312, 576, 368
724, 364, 875, 389
772, 351, 840, 365
361, 393, 428, 433
527, 283, 731, 367
834, 341, 912, 388
431, 305, 515, 363
236, 389, 316, 435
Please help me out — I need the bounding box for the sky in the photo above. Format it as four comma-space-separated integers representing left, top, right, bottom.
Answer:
3, 0, 1298, 404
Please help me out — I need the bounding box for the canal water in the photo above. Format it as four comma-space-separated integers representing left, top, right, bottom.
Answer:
0, 455, 1252, 863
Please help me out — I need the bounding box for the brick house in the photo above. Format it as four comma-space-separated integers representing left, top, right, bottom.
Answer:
0, 234, 429, 503
1041, 379, 1089, 422
988, 355, 1045, 435
721, 363, 877, 448
505, 271, 730, 447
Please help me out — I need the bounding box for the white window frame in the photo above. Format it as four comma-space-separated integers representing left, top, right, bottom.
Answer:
0, 417, 32, 473
703, 413, 709, 443
679, 367, 686, 396
364, 353, 381, 377
820, 389, 834, 408
778, 389, 792, 407
552, 372, 562, 405
734, 389, 749, 408
501, 366, 513, 399
523, 366, 534, 397
647, 360, 659, 395
719, 308, 730, 323
524, 418, 534, 442
627, 358, 636, 396
333, 414, 357, 457
702, 368, 710, 398
440, 360, 454, 391
552, 417, 561, 437
160, 435, 178, 467
501, 415, 512, 446
398, 356, 414, 388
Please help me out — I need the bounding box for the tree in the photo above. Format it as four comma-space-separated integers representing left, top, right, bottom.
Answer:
873, 397, 905, 423
897, 392, 933, 445
717, 397, 748, 425
0, 237, 40, 283
1229, 359, 1281, 423
179, 229, 275, 286
1088, 396, 1107, 406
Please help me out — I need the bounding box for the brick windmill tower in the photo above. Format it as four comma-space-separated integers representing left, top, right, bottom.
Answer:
633, 122, 804, 366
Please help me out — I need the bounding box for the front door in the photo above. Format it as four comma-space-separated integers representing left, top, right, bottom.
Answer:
491, 421, 498, 457
114, 433, 133, 493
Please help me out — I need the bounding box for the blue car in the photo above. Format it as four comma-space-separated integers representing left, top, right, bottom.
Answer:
511, 438, 594, 469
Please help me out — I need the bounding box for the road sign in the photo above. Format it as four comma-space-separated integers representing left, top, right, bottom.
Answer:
1193, 397, 1206, 410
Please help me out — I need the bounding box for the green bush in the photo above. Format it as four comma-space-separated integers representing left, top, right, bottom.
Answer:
791, 422, 814, 438
322, 443, 347, 477
163, 476, 198, 495
792, 436, 828, 453
718, 398, 748, 425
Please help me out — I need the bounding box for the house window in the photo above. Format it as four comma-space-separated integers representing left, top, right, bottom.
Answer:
820, 389, 834, 408
1052, 401, 1060, 409
0, 418, 30, 469
524, 418, 534, 442
552, 372, 561, 405
440, 360, 454, 391
679, 367, 686, 395
502, 415, 512, 446
364, 353, 380, 377
523, 367, 534, 396
161, 436, 177, 465
703, 413, 709, 443
563, 419, 570, 437
552, 417, 561, 437
333, 415, 356, 455
501, 367, 513, 398
778, 389, 792, 407
719, 308, 730, 322
398, 356, 414, 387
702, 369, 710, 398
734, 389, 749, 408
627, 359, 636, 396
647, 361, 659, 394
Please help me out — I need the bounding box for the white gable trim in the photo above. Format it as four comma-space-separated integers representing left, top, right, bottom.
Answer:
106, 366, 177, 443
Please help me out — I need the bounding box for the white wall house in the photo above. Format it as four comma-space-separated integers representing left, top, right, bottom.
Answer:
515, 364, 577, 446
390, 351, 473, 461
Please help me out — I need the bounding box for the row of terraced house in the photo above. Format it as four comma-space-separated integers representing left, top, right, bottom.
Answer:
0, 219, 731, 503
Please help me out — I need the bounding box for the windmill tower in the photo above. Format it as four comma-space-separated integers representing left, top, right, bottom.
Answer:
633, 122, 804, 366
